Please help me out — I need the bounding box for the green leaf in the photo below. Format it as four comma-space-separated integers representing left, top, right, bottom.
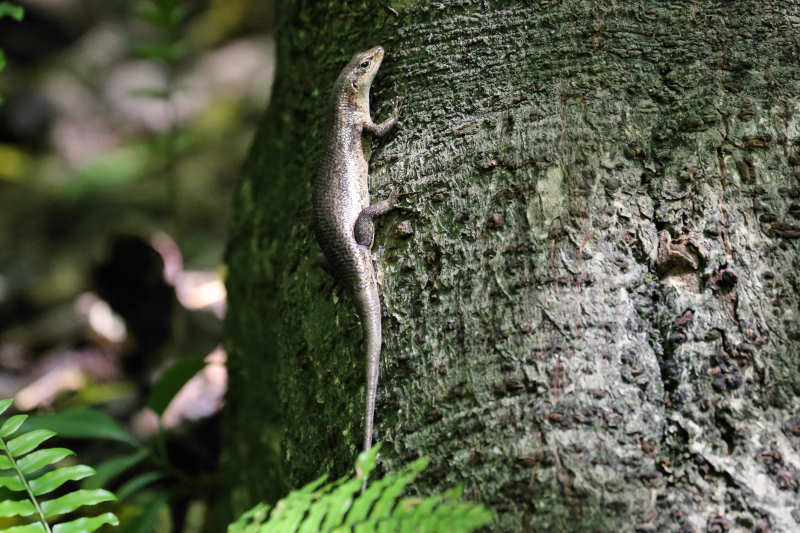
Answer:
228, 503, 270, 533
17, 448, 75, 474
40, 488, 116, 518
315, 448, 384, 531
344, 463, 419, 526
83, 448, 149, 489
266, 474, 332, 533
0, 473, 24, 491
0, 498, 35, 517
394, 496, 440, 533
226, 443, 491, 533
7, 430, 55, 457
371, 460, 427, 521
316, 478, 361, 531
0, 396, 121, 532
147, 356, 205, 416
395, 488, 452, 532
116, 471, 163, 501
23, 409, 138, 446
0, 2, 24, 20
0, 523, 46, 533
355, 445, 382, 482
0, 398, 13, 416
30, 464, 95, 495
53, 512, 120, 532
0, 414, 28, 437
296, 476, 335, 533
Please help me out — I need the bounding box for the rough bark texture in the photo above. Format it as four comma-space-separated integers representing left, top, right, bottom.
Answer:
223, 1, 800, 531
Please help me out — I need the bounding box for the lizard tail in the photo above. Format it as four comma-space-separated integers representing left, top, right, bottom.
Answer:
355, 281, 382, 453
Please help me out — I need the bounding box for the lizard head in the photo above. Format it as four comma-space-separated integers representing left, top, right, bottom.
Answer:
341, 46, 385, 109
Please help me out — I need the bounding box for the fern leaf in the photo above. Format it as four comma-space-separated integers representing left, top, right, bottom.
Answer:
394, 487, 454, 528
266, 474, 331, 533
0, 472, 25, 491
297, 475, 349, 533
6, 430, 55, 457
227, 444, 493, 533
0, 415, 28, 437
344, 460, 422, 527
0, 509, 121, 533
369, 459, 428, 522
0, 523, 45, 533
0, 399, 13, 415
40, 489, 116, 519
397, 486, 446, 530
227, 503, 270, 533
0, 498, 36, 518
0, 398, 119, 532
30, 465, 95, 495
247, 476, 329, 531
313, 447, 384, 531
52, 512, 119, 532
17, 449, 75, 474
313, 476, 362, 531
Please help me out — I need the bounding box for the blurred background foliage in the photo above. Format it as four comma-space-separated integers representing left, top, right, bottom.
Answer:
0, 0, 274, 530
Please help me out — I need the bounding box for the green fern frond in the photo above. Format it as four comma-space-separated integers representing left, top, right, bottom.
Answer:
0, 398, 119, 533
227, 445, 492, 533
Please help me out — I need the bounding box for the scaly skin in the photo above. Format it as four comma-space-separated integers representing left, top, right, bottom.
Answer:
313, 46, 397, 456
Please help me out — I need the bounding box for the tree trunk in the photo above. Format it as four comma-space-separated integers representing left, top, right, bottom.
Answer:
223, 2, 800, 531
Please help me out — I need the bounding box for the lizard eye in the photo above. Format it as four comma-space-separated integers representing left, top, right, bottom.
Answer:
360, 61, 370, 69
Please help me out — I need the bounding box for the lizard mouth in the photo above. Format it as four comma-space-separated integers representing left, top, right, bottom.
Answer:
367, 46, 384, 66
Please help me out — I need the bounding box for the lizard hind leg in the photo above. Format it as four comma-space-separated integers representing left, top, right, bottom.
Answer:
353, 195, 396, 247
364, 116, 398, 137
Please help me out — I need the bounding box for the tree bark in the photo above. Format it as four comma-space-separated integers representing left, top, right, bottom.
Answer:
223, 1, 800, 531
